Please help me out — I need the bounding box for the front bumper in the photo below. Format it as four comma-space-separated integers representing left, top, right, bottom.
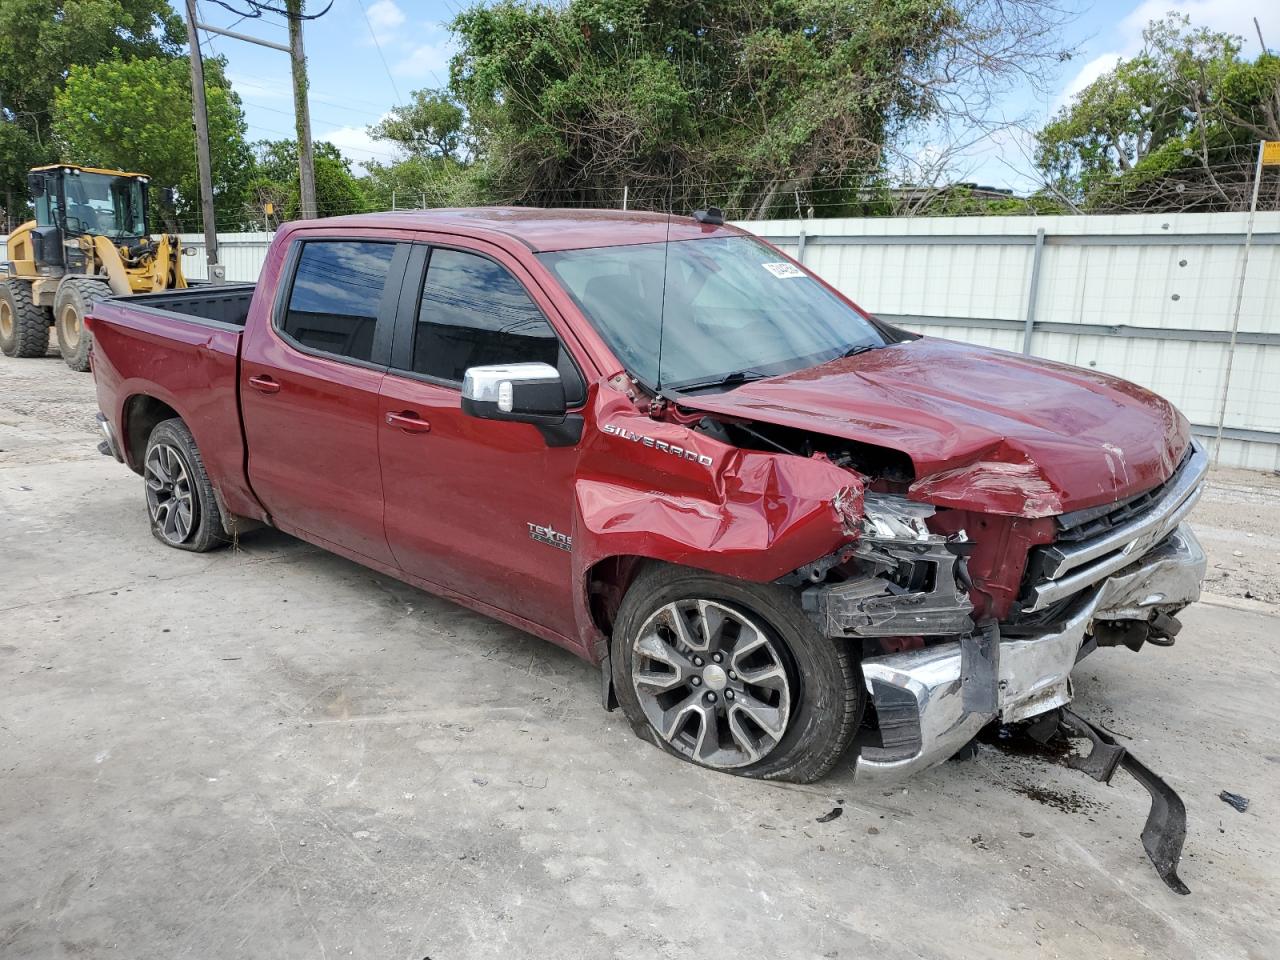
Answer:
855, 524, 1206, 782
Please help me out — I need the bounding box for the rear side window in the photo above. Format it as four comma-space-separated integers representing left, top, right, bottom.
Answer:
410, 248, 562, 382
282, 241, 397, 362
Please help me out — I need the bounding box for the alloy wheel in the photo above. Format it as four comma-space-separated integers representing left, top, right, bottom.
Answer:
145, 443, 197, 544
631, 599, 793, 769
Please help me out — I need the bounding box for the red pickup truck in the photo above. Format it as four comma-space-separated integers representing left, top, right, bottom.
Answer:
89, 208, 1207, 785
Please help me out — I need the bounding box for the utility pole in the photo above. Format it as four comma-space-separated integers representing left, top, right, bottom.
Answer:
286, 0, 317, 220
183, 0, 224, 282
1, 90, 10, 232
189, 10, 299, 229
1215, 139, 1279, 462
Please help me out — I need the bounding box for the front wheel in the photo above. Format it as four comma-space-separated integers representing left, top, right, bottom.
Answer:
611, 565, 864, 783
53, 277, 108, 371
143, 418, 229, 552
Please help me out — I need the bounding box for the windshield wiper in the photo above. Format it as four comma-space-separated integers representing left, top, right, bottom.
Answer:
840, 343, 881, 359
667, 369, 769, 393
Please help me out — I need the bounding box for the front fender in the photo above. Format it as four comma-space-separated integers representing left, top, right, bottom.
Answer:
569, 388, 863, 659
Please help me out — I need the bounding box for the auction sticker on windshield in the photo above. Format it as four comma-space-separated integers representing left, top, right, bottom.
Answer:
762, 261, 805, 279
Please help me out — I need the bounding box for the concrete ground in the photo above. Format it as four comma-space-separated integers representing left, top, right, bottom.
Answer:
2, 351, 1278, 960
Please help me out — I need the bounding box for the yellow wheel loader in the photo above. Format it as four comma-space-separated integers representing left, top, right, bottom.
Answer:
1, 165, 188, 371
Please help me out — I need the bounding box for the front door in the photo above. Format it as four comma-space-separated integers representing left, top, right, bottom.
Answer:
241, 237, 408, 565
378, 242, 586, 639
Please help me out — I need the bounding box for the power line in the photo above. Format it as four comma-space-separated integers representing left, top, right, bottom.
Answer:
353, 0, 403, 106
206, 0, 334, 21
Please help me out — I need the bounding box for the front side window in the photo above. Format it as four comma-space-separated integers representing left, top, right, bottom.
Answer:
410, 248, 562, 383
281, 240, 397, 362
540, 235, 887, 390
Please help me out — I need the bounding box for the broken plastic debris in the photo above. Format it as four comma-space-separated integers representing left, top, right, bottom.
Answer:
815, 807, 843, 823
1218, 791, 1249, 813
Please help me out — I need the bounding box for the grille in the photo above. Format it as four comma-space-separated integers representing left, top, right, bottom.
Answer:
1017, 442, 1207, 615
1051, 448, 1193, 547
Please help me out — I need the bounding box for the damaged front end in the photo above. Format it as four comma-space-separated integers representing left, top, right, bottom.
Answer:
795, 441, 1209, 782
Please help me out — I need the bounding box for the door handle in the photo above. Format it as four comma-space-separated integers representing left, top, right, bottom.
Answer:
385, 411, 431, 434
248, 375, 281, 394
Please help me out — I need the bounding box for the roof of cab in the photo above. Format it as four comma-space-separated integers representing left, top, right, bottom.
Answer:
308, 207, 743, 253
31, 163, 149, 179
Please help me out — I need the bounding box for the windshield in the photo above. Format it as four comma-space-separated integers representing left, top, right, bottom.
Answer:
540, 235, 885, 391
62, 172, 146, 239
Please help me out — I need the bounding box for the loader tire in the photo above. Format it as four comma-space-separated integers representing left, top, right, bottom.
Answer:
53, 277, 109, 372
0, 279, 52, 358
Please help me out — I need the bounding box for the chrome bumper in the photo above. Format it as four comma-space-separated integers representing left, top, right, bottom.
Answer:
855, 524, 1206, 782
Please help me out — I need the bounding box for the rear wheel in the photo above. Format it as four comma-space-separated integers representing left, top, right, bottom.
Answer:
53, 277, 108, 371
144, 418, 229, 553
0, 279, 52, 358
612, 565, 864, 783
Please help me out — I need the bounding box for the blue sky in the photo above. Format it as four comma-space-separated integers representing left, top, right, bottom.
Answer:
194, 0, 1279, 193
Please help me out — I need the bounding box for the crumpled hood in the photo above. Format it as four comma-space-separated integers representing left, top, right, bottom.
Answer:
676, 338, 1190, 517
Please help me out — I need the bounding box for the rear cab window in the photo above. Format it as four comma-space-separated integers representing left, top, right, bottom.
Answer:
278, 239, 401, 363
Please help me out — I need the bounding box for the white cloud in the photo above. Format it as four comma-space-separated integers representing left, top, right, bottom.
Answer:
1052, 52, 1122, 114
1048, 2, 1278, 119
394, 31, 455, 83
363, 0, 407, 47
1121, 0, 1278, 55
320, 119, 397, 173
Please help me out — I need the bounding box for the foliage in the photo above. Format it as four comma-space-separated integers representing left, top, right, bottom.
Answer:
911, 187, 1069, 217
360, 154, 484, 209
245, 139, 370, 224
369, 89, 468, 162
0, 0, 184, 222
1036, 14, 1280, 211
412, 0, 1069, 217
442, 0, 953, 215
51, 56, 252, 225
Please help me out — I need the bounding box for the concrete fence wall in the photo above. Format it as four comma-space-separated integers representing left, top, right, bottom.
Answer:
10, 211, 1278, 470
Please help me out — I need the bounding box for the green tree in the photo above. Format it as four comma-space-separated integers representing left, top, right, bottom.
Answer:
245, 139, 370, 223
369, 89, 468, 161
363, 87, 484, 209
1036, 14, 1279, 211
51, 56, 252, 227
0, 0, 183, 222
443, 0, 1069, 217
360, 155, 482, 209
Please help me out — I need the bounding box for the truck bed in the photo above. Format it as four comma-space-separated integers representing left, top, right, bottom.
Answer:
108, 283, 256, 328
88, 287, 264, 526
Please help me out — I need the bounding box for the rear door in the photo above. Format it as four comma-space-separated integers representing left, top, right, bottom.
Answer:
241, 236, 409, 565
377, 240, 587, 637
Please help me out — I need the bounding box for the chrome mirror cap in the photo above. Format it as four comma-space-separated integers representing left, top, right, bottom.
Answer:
461, 362, 561, 405
461, 362, 567, 425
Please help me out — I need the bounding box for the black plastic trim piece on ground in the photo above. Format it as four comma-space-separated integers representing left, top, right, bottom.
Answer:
1060, 708, 1191, 895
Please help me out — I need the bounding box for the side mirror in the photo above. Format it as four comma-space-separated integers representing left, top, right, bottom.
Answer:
27, 173, 45, 198
461, 362, 566, 424
159, 187, 176, 207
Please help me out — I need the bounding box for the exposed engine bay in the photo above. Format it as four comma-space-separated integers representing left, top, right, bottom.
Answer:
685, 410, 1208, 893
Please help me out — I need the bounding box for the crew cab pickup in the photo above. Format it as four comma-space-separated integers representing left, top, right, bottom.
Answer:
89, 208, 1208, 784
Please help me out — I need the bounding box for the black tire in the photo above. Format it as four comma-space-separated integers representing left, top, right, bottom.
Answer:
53, 277, 108, 372
143, 418, 229, 553
612, 564, 864, 783
0, 279, 52, 358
